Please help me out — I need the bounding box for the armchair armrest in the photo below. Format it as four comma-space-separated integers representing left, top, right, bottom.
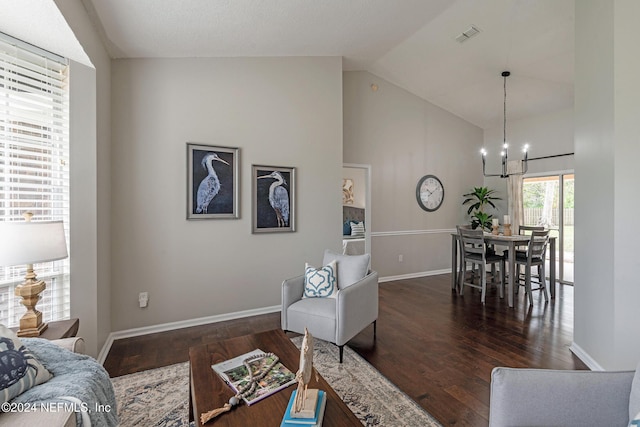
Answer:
336, 271, 378, 346
51, 337, 86, 354
489, 367, 634, 427
281, 275, 304, 330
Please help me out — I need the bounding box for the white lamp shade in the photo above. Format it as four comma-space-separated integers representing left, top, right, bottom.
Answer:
0, 221, 68, 266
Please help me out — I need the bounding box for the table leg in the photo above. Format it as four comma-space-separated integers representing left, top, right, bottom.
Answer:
549, 237, 556, 299
507, 241, 515, 307
451, 234, 458, 291
189, 365, 194, 423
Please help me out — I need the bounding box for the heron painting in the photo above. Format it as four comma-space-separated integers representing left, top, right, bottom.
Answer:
187, 144, 239, 219
252, 165, 295, 233
196, 153, 229, 214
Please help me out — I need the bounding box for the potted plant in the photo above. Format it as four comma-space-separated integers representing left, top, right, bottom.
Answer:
462, 186, 501, 230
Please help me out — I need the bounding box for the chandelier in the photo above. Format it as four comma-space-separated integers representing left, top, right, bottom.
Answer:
481, 71, 529, 178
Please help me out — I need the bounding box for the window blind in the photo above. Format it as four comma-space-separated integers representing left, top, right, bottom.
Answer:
0, 33, 70, 327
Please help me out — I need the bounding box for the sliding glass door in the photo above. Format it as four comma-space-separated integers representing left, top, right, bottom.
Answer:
523, 173, 574, 284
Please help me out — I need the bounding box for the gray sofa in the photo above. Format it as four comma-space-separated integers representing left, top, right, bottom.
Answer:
0, 337, 118, 427
490, 364, 640, 426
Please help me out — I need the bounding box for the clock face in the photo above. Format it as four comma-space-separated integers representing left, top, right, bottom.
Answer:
416, 175, 444, 212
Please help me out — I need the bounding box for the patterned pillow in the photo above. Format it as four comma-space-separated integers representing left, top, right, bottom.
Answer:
303, 260, 338, 298
350, 221, 365, 236
0, 324, 52, 404
630, 411, 640, 427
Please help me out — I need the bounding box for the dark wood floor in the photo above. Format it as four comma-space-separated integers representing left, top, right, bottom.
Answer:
104, 274, 586, 427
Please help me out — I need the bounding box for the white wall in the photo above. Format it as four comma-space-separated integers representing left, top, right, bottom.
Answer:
58, 0, 112, 358
110, 57, 343, 331
574, 0, 640, 370
6, 0, 113, 358
343, 71, 483, 278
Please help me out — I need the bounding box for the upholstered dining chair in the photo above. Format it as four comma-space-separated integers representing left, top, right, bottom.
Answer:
281, 250, 378, 363
514, 229, 550, 305
457, 226, 506, 304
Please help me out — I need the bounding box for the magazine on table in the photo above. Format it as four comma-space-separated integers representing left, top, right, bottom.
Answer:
212, 349, 296, 405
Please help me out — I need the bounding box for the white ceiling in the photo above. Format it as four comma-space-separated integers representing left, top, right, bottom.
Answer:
82, 0, 574, 130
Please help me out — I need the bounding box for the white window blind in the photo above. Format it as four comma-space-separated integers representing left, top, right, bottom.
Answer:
0, 33, 70, 327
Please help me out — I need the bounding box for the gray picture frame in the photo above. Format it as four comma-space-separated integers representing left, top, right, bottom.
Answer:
252, 165, 295, 233
187, 143, 239, 220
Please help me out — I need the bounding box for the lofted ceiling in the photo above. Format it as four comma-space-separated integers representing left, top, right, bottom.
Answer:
81, 0, 574, 130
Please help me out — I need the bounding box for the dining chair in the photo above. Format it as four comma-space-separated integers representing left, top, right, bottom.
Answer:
515, 225, 545, 254
514, 229, 550, 305
519, 225, 545, 234
506, 225, 546, 292
457, 226, 505, 304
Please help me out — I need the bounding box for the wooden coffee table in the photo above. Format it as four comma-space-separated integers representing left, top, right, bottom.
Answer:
189, 329, 361, 426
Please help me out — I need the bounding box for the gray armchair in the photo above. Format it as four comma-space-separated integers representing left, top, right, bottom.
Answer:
281, 250, 378, 363
490, 365, 640, 426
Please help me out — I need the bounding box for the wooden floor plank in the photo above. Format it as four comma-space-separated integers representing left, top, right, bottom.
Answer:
104, 273, 586, 426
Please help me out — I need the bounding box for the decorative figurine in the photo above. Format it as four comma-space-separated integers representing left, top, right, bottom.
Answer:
292, 328, 319, 418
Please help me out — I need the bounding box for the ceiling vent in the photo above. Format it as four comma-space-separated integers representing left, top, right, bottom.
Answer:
455, 26, 481, 43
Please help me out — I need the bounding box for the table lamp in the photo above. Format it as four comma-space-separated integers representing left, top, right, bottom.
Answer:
0, 212, 68, 336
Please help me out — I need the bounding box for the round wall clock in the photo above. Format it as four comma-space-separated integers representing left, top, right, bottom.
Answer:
416, 174, 444, 212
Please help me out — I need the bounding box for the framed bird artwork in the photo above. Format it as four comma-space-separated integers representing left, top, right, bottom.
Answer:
187, 143, 239, 219
252, 165, 295, 233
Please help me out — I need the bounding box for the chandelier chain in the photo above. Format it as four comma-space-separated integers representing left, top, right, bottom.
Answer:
503, 74, 507, 145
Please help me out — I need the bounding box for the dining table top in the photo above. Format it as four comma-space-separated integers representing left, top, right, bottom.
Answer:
451, 231, 556, 242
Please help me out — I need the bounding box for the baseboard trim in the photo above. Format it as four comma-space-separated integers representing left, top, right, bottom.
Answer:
97, 305, 281, 365
380, 268, 451, 283
570, 342, 604, 371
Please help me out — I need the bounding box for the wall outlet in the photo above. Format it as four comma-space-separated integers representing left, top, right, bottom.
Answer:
398, 254, 403, 262
139, 292, 148, 308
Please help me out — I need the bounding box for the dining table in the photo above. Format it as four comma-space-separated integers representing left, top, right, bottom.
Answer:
450, 232, 557, 307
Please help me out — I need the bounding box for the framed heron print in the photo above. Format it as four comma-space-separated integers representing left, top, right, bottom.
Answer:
187, 143, 239, 219
252, 165, 295, 233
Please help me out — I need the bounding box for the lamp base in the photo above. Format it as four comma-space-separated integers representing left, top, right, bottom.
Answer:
14, 279, 48, 337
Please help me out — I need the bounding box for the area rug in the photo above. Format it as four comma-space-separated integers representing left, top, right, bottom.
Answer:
112, 337, 441, 427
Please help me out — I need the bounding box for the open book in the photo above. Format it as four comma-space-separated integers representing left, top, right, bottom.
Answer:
212, 349, 296, 405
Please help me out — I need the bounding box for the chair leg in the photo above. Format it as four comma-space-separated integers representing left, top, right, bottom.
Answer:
373, 320, 377, 340
339, 345, 344, 363
480, 263, 487, 304
541, 264, 549, 301
525, 265, 534, 305
498, 260, 505, 299
459, 261, 465, 295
